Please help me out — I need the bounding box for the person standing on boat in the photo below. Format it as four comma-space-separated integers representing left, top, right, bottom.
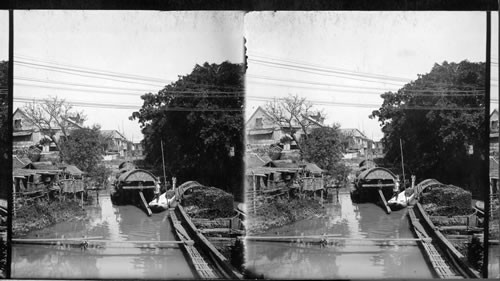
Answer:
154, 181, 161, 203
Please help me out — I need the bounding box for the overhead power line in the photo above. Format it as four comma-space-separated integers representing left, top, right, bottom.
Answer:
15, 55, 245, 91
249, 58, 407, 86
14, 96, 243, 111
14, 56, 172, 84
249, 53, 412, 82
15, 77, 244, 96
249, 52, 490, 88
15, 61, 168, 88
248, 75, 485, 95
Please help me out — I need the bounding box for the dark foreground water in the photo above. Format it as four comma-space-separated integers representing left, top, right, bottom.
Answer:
12, 192, 194, 279
245, 189, 434, 279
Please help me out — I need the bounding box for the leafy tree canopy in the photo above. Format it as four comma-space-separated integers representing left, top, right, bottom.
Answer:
370, 60, 486, 197
299, 125, 350, 182
0, 61, 8, 199
0, 61, 8, 150
130, 61, 244, 201
59, 125, 110, 187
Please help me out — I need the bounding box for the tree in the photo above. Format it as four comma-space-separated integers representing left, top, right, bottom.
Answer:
265, 94, 324, 152
370, 60, 486, 197
59, 125, 110, 187
0, 61, 8, 199
22, 96, 86, 160
0, 61, 7, 155
299, 125, 350, 182
130, 61, 244, 201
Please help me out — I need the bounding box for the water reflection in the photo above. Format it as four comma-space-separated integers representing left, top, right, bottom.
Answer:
490, 245, 500, 278
245, 190, 434, 279
12, 192, 194, 279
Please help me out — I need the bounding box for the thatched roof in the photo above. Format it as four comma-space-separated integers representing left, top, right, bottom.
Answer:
358, 167, 396, 181
303, 162, 324, 174
264, 160, 298, 169
117, 169, 157, 183
118, 161, 136, 171
13, 156, 31, 169
62, 164, 84, 176
28, 161, 61, 171
246, 153, 270, 169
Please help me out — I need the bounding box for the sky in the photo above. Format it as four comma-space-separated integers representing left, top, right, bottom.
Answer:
245, 11, 498, 141
13, 11, 244, 142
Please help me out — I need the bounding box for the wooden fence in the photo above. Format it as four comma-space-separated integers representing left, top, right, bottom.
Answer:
302, 177, 324, 191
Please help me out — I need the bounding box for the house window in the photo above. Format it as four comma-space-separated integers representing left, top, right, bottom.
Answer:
14, 119, 22, 129
255, 118, 263, 128
492, 120, 499, 132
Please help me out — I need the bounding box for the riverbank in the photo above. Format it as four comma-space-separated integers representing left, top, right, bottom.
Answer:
247, 196, 323, 235
13, 199, 87, 237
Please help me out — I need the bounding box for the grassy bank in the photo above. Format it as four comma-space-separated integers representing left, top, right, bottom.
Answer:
13, 199, 87, 237
247, 196, 323, 235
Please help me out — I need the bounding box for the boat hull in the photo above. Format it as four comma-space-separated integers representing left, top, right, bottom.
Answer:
351, 185, 395, 203
111, 188, 155, 207
148, 192, 173, 213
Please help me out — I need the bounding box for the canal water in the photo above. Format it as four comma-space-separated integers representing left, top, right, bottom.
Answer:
245, 189, 435, 279
12, 191, 195, 279
490, 244, 500, 278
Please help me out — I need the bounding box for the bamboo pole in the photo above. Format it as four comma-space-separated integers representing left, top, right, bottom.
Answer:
160, 140, 167, 189
378, 188, 391, 214
246, 236, 430, 242
139, 190, 152, 216
13, 236, 104, 242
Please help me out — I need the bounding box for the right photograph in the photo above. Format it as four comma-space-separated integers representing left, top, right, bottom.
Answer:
244, 11, 496, 279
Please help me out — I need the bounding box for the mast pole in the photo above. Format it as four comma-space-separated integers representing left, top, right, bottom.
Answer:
161, 140, 167, 189
400, 138, 406, 190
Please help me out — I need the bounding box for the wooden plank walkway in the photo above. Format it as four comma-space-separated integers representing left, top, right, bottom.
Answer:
169, 210, 218, 279
408, 207, 463, 279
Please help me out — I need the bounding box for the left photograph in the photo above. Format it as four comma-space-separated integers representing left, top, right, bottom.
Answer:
11, 11, 245, 279
0, 10, 8, 280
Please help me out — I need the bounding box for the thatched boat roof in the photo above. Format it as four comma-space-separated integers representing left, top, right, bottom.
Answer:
117, 169, 157, 183
357, 167, 396, 181
118, 161, 136, 171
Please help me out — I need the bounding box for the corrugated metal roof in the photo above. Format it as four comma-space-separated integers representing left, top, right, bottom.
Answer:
246, 166, 299, 176
13, 131, 33, 137
13, 168, 37, 177
247, 129, 274, 135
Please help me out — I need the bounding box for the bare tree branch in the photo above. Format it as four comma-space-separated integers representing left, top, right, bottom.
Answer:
22, 96, 86, 161
265, 94, 325, 153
